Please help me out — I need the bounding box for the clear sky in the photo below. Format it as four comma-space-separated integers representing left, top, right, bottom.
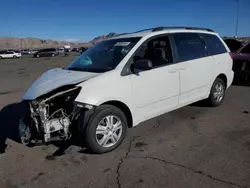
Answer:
1, 0, 249, 42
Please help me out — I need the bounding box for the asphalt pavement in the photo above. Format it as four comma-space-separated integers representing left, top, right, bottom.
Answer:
0, 55, 250, 188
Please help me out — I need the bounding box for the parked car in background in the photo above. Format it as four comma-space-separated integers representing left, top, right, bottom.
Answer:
21, 49, 31, 55
33, 48, 59, 58
57, 48, 65, 53
0, 50, 7, 55
30, 49, 38, 54
71, 47, 79, 52
224, 38, 250, 82
14, 50, 22, 54
224, 38, 243, 52
79, 47, 88, 53
20, 26, 233, 154
0, 51, 22, 59
231, 42, 250, 81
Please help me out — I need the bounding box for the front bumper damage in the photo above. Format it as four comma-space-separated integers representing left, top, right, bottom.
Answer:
19, 86, 81, 144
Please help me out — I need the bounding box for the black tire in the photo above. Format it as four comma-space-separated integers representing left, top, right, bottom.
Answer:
80, 105, 128, 154
0, 56, 2, 59
13, 55, 17, 59
207, 78, 226, 107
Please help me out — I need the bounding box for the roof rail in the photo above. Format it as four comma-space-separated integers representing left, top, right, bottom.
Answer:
133, 28, 156, 33
152, 26, 214, 32
133, 26, 214, 33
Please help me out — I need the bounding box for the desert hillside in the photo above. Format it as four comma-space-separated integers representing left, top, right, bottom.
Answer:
0, 32, 120, 50
0, 37, 82, 50
1, 33, 249, 50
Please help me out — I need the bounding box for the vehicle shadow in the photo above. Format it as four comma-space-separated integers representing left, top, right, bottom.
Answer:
0, 102, 28, 154
49, 135, 92, 156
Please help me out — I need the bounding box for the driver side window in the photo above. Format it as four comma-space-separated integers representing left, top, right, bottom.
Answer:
133, 35, 173, 68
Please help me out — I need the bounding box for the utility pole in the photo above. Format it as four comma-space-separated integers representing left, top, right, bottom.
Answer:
235, 0, 240, 38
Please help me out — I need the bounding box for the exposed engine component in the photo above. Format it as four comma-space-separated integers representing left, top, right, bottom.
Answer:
20, 86, 81, 143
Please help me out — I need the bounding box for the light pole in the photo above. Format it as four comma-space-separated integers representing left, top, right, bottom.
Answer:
235, 0, 240, 38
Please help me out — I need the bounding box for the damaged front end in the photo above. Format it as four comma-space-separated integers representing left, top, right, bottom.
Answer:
19, 86, 82, 144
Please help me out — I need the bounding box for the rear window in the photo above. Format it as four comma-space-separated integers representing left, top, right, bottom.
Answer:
172, 33, 207, 62
200, 34, 227, 55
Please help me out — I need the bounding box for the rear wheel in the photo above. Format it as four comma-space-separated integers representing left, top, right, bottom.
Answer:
13, 55, 17, 59
0, 56, 2, 59
207, 78, 226, 107
36, 54, 39, 58
52, 54, 55, 57
81, 105, 128, 154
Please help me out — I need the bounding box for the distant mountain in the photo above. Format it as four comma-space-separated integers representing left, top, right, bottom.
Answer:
0, 33, 123, 50
89, 32, 121, 44
1, 34, 250, 50
0, 37, 80, 50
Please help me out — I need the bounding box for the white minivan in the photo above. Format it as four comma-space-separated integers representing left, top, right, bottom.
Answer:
20, 26, 234, 153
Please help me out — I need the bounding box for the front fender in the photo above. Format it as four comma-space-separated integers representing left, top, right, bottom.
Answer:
73, 71, 139, 125
74, 70, 132, 107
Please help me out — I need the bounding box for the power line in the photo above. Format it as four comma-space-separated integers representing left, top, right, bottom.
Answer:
235, 0, 240, 38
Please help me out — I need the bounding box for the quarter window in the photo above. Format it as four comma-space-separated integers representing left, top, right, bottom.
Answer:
200, 34, 227, 55
172, 33, 207, 62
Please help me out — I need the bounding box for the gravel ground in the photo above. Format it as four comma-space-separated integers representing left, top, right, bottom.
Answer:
0, 55, 250, 188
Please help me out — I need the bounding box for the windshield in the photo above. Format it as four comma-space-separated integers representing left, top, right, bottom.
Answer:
67, 37, 141, 73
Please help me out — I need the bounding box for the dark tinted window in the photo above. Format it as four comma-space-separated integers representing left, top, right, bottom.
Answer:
240, 43, 250, 53
172, 33, 207, 62
201, 34, 227, 55
6, 51, 14, 54
40, 48, 55, 52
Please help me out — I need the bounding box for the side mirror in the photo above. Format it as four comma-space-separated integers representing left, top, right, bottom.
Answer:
131, 59, 153, 73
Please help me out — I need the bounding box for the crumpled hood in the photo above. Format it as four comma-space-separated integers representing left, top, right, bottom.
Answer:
23, 68, 100, 100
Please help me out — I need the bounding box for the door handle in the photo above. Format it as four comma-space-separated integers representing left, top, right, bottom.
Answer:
168, 69, 178, 73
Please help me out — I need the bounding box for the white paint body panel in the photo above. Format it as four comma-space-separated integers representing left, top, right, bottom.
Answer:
75, 31, 234, 126
177, 56, 215, 107
24, 29, 234, 127
129, 65, 179, 123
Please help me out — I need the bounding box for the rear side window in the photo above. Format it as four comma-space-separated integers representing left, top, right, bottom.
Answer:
200, 34, 227, 55
172, 33, 207, 62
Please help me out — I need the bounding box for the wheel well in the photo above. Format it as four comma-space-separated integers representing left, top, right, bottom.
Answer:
217, 74, 227, 88
102, 101, 133, 128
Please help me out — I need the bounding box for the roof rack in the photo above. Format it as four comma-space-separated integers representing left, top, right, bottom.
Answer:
134, 26, 214, 33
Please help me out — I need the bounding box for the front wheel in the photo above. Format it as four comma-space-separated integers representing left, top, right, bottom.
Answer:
13, 55, 17, 59
207, 78, 226, 107
82, 105, 128, 154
